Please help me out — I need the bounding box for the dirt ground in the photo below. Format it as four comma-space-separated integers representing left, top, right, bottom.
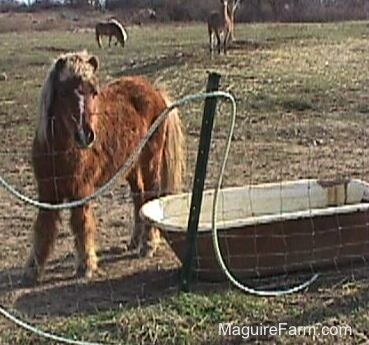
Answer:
1, 14, 369, 344
0, 194, 182, 318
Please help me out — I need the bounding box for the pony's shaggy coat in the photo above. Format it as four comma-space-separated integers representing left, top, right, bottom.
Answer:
24, 51, 184, 283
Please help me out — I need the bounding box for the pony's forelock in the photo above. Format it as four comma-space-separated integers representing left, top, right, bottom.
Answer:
36, 51, 98, 144
58, 50, 97, 82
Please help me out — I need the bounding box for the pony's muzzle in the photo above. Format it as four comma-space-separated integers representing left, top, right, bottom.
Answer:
75, 125, 95, 149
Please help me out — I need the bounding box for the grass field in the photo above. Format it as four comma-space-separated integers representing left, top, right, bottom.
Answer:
1, 17, 369, 344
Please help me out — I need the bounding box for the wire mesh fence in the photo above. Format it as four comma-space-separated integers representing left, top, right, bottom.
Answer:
1, 19, 369, 345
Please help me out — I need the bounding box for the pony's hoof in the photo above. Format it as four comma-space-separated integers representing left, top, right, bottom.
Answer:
22, 257, 43, 287
76, 265, 104, 279
127, 239, 139, 251
138, 243, 157, 258
121, 243, 129, 252
76, 265, 93, 279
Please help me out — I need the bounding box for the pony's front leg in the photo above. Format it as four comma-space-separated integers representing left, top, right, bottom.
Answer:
23, 210, 61, 285
224, 31, 231, 54
70, 205, 98, 279
108, 35, 112, 47
209, 33, 213, 53
215, 31, 221, 55
96, 34, 102, 48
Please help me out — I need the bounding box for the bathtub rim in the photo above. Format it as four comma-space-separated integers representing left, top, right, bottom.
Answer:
140, 179, 369, 233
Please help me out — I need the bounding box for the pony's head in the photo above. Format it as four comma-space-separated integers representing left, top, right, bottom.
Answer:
37, 51, 100, 149
109, 19, 128, 47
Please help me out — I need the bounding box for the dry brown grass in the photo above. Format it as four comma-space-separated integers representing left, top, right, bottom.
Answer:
1, 19, 369, 345
0, 9, 120, 34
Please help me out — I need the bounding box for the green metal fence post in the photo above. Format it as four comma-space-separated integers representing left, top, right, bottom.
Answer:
180, 72, 221, 292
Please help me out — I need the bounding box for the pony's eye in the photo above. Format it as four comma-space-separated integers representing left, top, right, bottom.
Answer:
91, 85, 98, 97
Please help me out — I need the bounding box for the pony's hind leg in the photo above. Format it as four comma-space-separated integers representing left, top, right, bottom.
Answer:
139, 151, 164, 257
70, 205, 98, 278
141, 224, 161, 258
129, 192, 146, 252
23, 210, 61, 285
127, 165, 161, 257
127, 167, 145, 251
139, 192, 161, 257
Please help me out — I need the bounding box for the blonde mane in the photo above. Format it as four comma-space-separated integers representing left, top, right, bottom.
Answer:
36, 51, 98, 143
109, 18, 128, 42
37, 65, 56, 144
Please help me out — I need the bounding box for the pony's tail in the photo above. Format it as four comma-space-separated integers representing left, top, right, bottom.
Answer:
160, 92, 185, 195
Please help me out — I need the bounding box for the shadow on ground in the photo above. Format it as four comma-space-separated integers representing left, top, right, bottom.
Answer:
14, 267, 179, 317
0, 244, 181, 317
115, 51, 193, 77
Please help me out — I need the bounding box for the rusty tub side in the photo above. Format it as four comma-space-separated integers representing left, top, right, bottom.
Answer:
140, 179, 369, 281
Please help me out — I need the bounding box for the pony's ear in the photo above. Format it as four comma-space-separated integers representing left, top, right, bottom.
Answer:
88, 56, 99, 72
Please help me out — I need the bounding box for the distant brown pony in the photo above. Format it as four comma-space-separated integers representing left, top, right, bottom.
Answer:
23, 51, 184, 283
95, 19, 128, 48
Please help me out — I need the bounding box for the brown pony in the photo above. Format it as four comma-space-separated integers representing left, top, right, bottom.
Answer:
95, 19, 128, 48
23, 51, 184, 284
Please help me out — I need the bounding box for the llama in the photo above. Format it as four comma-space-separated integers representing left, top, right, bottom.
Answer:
207, 0, 233, 54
